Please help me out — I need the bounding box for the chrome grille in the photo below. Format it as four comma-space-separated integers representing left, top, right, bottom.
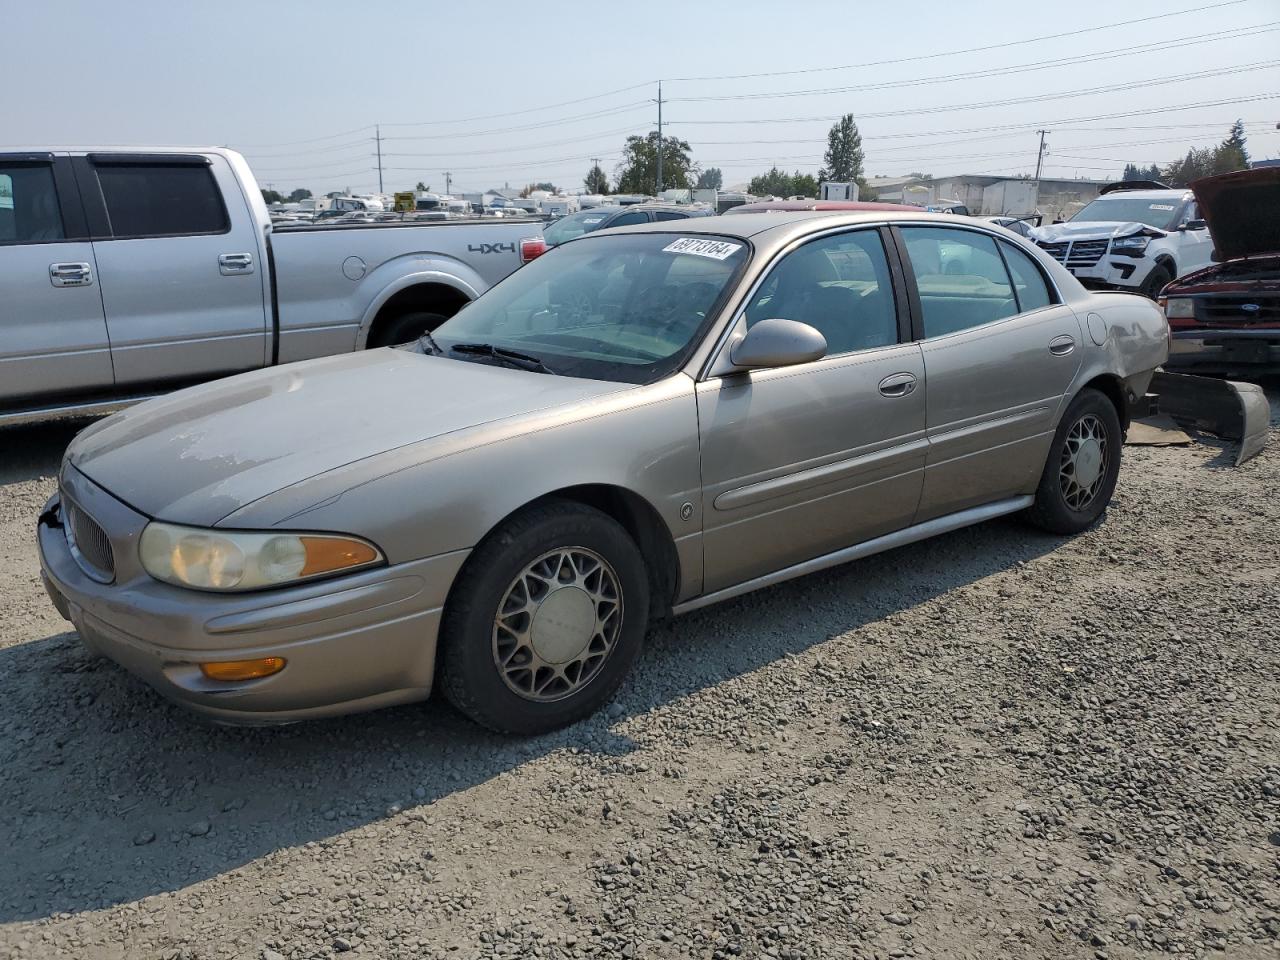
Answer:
64, 497, 115, 581
1037, 239, 1109, 269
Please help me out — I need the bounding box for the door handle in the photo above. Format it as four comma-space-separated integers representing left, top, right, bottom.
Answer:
218, 252, 254, 275
877, 372, 918, 398
1048, 335, 1075, 356
49, 262, 93, 287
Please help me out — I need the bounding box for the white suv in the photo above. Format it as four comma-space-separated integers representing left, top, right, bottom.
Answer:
1029, 184, 1214, 298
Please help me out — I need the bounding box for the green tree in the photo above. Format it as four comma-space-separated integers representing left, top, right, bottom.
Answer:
748, 166, 795, 196
287, 188, 312, 202
1216, 119, 1249, 172
584, 163, 610, 194
791, 172, 819, 197
695, 167, 723, 190
1163, 147, 1217, 187
261, 188, 284, 204
615, 131, 695, 194
818, 114, 866, 188
416, 181, 429, 192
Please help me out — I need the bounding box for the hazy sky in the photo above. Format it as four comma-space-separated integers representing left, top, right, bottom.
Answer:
4, 0, 1277, 195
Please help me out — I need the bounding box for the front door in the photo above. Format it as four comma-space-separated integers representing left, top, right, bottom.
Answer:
0, 155, 114, 409
76, 153, 268, 388
895, 225, 1083, 522
697, 227, 927, 594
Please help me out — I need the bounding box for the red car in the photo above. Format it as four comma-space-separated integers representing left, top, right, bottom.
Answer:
1161, 167, 1280, 372
724, 199, 913, 215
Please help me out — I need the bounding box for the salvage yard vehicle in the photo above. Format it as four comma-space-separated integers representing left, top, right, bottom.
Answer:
1031, 181, 1213, 298
1162, 166, 1280, 372
542, 204, 708, 247
0, 147, 546, 426
38, 211, 1168, 733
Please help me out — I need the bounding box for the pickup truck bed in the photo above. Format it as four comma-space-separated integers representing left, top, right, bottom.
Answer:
0, 147, 544, 426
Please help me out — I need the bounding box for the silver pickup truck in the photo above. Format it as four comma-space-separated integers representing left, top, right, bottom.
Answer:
0, 147, 545, 425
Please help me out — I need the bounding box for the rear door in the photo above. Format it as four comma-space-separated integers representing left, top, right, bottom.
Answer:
894, 225, 1083, 522
0, 154, 114, 409
74, 152, 268, 388
697, 226, 927, 593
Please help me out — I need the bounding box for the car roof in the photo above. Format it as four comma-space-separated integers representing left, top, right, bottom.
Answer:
604, 208, 1006, 243
1092, 188, 1191, 200
727, 200, 908, 213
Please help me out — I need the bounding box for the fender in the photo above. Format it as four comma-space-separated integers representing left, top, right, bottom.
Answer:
353, 261, 483, 349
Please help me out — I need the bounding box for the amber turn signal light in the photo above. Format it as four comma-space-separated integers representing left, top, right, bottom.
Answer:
199, 657, 286, 682
299, 537, 380, 577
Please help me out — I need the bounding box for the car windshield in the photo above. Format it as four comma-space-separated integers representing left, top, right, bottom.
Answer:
432, 233, 749, 384
1071, 196, 1181, 230
543, 209, 613, 245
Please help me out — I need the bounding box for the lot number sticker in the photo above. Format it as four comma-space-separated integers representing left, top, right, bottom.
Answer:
1149, 204, 1176, 211
663, 237, 743, 260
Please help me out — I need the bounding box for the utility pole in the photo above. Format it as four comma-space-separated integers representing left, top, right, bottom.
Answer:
655, 81, 664, 196
375, 125, 384, 194
1033, 129, 1049, 181
445, 171, 452, 196
590, 157, 602, 192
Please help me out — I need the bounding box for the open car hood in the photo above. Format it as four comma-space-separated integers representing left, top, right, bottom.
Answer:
1030, 221, 1164, 243
1191, 167, 1280, 261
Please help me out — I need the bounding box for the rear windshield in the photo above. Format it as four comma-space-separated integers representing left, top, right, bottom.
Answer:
1071, 196, 1181, 231
543, 209, 611, 245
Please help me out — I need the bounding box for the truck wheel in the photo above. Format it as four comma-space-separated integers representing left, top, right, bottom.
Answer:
1139, 264, 1173, 300
438, 501, 649, 734
1025, 388, 1122, 535
369, 310, 451, 348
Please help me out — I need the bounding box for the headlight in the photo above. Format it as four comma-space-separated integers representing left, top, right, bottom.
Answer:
1111, 235, 1150, 255
1164, 298, 1195, 319
139, 522, 382, 591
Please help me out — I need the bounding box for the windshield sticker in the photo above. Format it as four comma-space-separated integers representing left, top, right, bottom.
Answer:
662, 237, 743, 260
1148, 204, 1176, 211
581, 217, 605, 224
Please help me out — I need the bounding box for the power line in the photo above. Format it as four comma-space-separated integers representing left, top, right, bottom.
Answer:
668, 23, 1278, 104
665, 0, 1253, 82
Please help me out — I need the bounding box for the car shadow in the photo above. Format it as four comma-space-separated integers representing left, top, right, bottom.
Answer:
0, 420, 87, 485
0, 511, 1062, 922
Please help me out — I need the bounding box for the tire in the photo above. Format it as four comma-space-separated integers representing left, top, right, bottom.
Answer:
1025, 388, 1123, 535
438, 500, 650, 734
1138, 263, 1173, 300
368, 310, 451, 348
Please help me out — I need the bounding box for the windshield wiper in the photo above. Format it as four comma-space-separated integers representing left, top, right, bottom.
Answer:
417, 330, 443, 355
449, 342, 557, 375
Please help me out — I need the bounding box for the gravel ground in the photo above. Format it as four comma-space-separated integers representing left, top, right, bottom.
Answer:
1, 394, 1278, 960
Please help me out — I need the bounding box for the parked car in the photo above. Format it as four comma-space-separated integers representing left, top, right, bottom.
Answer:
1162, 166, 1280, 371
38, 210, 1167, 732
983, 215, 1042, 238
542, 204, 707, 246
725, 199, 910, 215
0, 147, 546, 425
1030, 182, 1214, 298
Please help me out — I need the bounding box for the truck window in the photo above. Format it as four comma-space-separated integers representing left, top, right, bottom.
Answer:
0, 164, 65, 244
95, 164, 229, 239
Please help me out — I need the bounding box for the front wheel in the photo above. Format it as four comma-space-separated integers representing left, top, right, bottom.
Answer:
368, 310, 451, 348
1139, 263, 1173, 300
1025, 388, 1122, 534
438, 501, 649, 734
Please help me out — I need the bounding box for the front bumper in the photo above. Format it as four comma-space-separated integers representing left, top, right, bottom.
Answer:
37, 472, 469, 724
1165, 328, 1280, 370
1060, 256, 1151, 291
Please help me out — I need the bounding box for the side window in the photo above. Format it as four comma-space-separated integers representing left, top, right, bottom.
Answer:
0, 164, 65, 244
652, 211, 688, 222
608, 211, 648, 227
745, 229, 898, 355
1000, 241, 1054, 312
94, 163, 229, 239
900, 227, 1016, 338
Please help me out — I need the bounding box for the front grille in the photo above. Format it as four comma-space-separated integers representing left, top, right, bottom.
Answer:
1037, 239, 1109, 269
1197, 296, 1280, 326
63, 497, 115, 581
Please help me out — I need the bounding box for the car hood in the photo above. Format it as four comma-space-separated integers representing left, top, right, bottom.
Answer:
68, 349, 628, 527
1191, 166, 1280, 261
1031, 221, 1165, 243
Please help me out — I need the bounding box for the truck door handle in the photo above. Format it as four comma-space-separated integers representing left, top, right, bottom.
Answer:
49, 262, 93, 287
1048, 335, 1075, 356
877, 372, 918, 398
218, 252, 254, 275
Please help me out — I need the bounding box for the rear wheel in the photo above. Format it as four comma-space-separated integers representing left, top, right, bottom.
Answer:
1026, 388, 1122, 534
438, 501, 649, 734
368, 310, 451, 348
1139, 263, 1173, 299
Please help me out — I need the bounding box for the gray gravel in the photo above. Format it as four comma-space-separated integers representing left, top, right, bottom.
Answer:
1, 395, 1278, 960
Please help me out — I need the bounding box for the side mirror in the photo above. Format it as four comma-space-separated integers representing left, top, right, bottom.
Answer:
729, 318, 827, 370
1181, 219, 1207, 231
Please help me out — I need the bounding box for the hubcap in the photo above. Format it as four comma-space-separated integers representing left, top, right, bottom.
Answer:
492, 547, 622, 702
1059, 413, 1109, 511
